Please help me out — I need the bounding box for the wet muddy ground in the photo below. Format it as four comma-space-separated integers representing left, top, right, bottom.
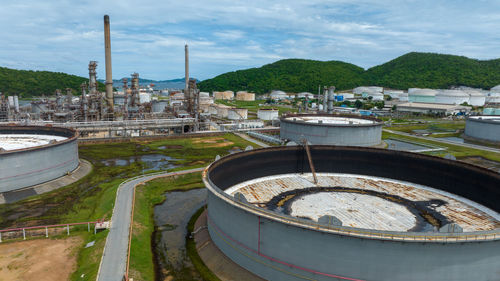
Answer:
153, 189, 207, 279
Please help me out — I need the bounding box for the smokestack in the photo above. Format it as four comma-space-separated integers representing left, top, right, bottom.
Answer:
185, 44, 189, 93
104, 15, 114, 111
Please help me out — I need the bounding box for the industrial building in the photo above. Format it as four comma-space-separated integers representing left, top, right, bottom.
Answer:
396, 102, 471, 116
0, 126, 79, 192
280, 114, 383, 146
203, 146, 500, 281
257, 108, 279, 120
464, 116, 500, 143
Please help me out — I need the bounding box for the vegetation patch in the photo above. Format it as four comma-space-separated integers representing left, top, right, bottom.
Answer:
129, 173, 205, 281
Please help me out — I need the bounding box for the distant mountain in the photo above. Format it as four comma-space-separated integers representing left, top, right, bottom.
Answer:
99, 77, 199, 90
199, 53, 500, 94
0, 67, 105, 98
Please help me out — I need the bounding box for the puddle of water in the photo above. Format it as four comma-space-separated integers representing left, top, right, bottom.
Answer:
385, 139, 432, 152
154, 189, 207, 270
228, 147, 242, 154
441, 137, 465, 143
100, 154, 180, 172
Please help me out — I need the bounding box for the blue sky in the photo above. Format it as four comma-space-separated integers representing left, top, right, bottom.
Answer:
1, 0, 499, 80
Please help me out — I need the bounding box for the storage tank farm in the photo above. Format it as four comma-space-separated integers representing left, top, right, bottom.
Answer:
280, 114, 383, 146
203, 146, 500, 281
0, 126, 79, 192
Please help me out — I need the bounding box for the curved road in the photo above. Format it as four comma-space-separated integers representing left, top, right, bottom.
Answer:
97, 167, 205, 281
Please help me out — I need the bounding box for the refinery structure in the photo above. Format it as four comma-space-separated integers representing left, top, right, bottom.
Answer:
1, 12, 500, 281
203, 146, 500, 281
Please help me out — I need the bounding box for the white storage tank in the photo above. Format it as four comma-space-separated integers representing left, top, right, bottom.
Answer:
228, 108, 248, 120
236, 91, 255, 101
408, 89, 438, 103
486, 92, 500, 104
436, 90, 470, 105
270, 90, 287, 100
467, 91, 486, 106
257, 108, 279, 120
297, 92, 314, 99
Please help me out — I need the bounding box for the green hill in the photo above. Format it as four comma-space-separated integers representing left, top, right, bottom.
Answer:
364, 52, 500, 90
198, 59, 366, 93
0, 67, 105, 98
199, 53, 500, 94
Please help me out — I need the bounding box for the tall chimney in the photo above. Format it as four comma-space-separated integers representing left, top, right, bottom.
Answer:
185, 44, 189, 93
104, 15, 114, 111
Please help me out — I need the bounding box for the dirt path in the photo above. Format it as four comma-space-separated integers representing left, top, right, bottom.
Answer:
0, 236, 82, 281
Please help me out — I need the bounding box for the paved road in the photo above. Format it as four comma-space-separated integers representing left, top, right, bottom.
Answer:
234, 132, 270, 148
384, 129, 500, 154
97, 167, 205, 281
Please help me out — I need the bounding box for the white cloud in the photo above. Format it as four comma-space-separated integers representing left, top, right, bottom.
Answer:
0, 0, 498, 79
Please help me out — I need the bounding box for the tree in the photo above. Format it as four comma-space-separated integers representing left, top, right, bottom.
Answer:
354, 99, 363, 109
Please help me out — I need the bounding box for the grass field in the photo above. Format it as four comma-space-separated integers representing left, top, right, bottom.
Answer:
387, 121, 465, 134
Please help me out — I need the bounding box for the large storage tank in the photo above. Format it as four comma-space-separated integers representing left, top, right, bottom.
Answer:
214, 91, 234, 100
203, 146, 500, 281
227, 108, 248, 120
408, 88, 438, 103
236, 91, 255, 101
486, 92, 500, 104
435, 90, 470, 105
152, 100, 169, 113
464, 90, 486, 106
269, 90, 287, 100
257, 108, 279, 120
465, 116, 500, 143
280, 114, 383, 146
0, 126, 79, 192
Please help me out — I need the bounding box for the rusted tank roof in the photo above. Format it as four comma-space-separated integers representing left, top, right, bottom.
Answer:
226, 173, 500, 232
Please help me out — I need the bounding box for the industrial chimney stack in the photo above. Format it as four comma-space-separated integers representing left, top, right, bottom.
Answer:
104, 15, 114, 111
185, 44, 189, 93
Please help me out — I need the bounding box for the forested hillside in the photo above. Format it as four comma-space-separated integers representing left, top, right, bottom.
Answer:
0, 67, 104, 98
364, 52, 500, 90
199, 53, 500, 94
198, 59, 366, 93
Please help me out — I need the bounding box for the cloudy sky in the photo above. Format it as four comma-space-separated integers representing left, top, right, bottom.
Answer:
1, 0, 499, 80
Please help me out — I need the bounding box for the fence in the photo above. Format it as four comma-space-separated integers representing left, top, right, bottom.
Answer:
0, 220, 105, 243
